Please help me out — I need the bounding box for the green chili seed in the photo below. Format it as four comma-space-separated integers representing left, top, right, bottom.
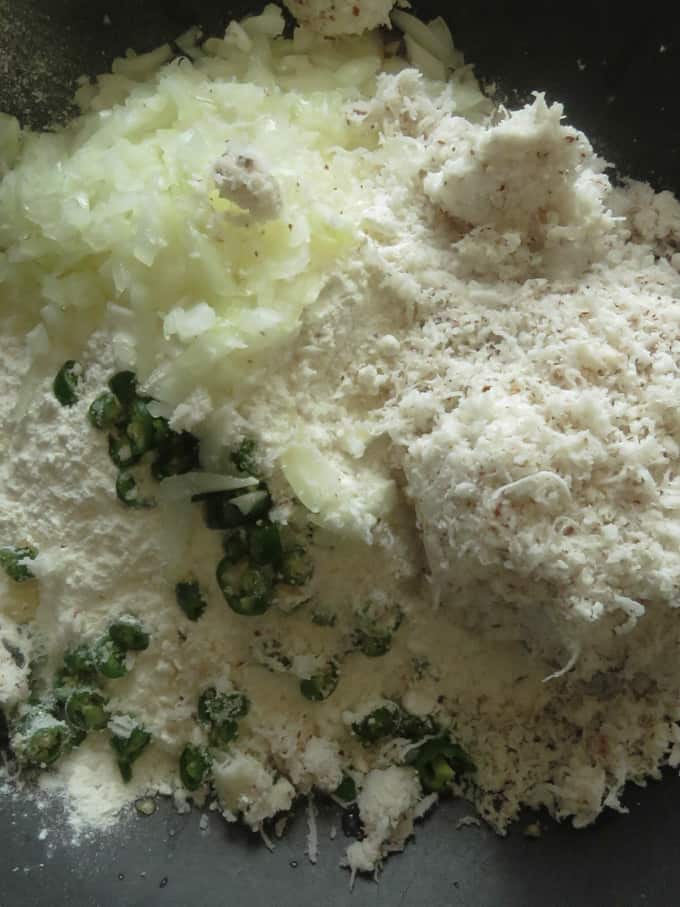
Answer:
53, 360, 82, 407
299, 664, 338, 702
0, 546, 37, 582
334, 775, 357, 802
407, 735, 475, 793
108, 616, 150, 651
115, 471, 155, 509
65, 689, 109, 732
108, 371, 138, 405
108, 434, 141, 468
248, 522, 283, 566
175, 580, 207, 621
94, 637, 129, 679
280, 546, 313, 586
421, 755, 455, 792
88, 392, 124, 430
216, 560, 272, 616
179, 744, 210, 791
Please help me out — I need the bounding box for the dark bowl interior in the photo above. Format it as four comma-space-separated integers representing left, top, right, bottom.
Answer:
2, 2, 680, 905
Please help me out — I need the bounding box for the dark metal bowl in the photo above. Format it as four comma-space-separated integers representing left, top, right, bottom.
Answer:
2, 3, 680, 904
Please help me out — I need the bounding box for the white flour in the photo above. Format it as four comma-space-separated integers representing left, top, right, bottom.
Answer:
3, 2, 680, 878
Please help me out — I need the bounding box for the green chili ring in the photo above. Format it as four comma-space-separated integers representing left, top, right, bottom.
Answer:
53, 360, 82, 407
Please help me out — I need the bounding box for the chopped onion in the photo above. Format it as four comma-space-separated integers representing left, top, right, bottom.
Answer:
403, 35, 448, 82
391, 10, 461, 69
112, 45, 173, 81
280, 442, 397, 541
426, 17, 465, 69
159, 472, 257, 502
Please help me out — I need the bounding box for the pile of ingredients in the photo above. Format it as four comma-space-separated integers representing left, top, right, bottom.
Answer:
2, 0, 680, 878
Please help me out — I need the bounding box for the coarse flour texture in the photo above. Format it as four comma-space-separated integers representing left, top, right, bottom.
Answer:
3, 3, 680, 876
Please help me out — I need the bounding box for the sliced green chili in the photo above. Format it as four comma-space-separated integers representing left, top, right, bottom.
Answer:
108, 370, 138, 405
221, 529, 249, 565
65, 689, 109, 732
151, 416, 171, 447
248, 521, 283, 566
62, 644, 97, 682
311, 610, 337, 628
125, 399, 155, 458
94, 636, 129, 679
209, 719, 239, 748
175, 580, 207, 621
216, 560, 273, 616
53, 360, 82, 407
352, 630, 393, 658
13, 710, 68, 767
231, 439, 258, 476
0, 545, 37, 582
334, 775, 357, 802
108, 434, 141, 469
202, 489, 271, 530
108, 616, 150, 651
198, 688, 249, 724
179, 744, 210, 791
299, 662, 338, 702
151, 430, 200, 480
53, 669, 80, 702
110, 724, 151, 782
407, 735, 475, 793
399, 713, 438, 741
88, 392, 124, 430
115, 471, 155, 508
202, 493, 245, 530
351, 705, 402, 745
21, 724, 68, 766
280, 546, 313, 586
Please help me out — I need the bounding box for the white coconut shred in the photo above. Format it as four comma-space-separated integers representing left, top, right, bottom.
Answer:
3, 0, 680, 878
